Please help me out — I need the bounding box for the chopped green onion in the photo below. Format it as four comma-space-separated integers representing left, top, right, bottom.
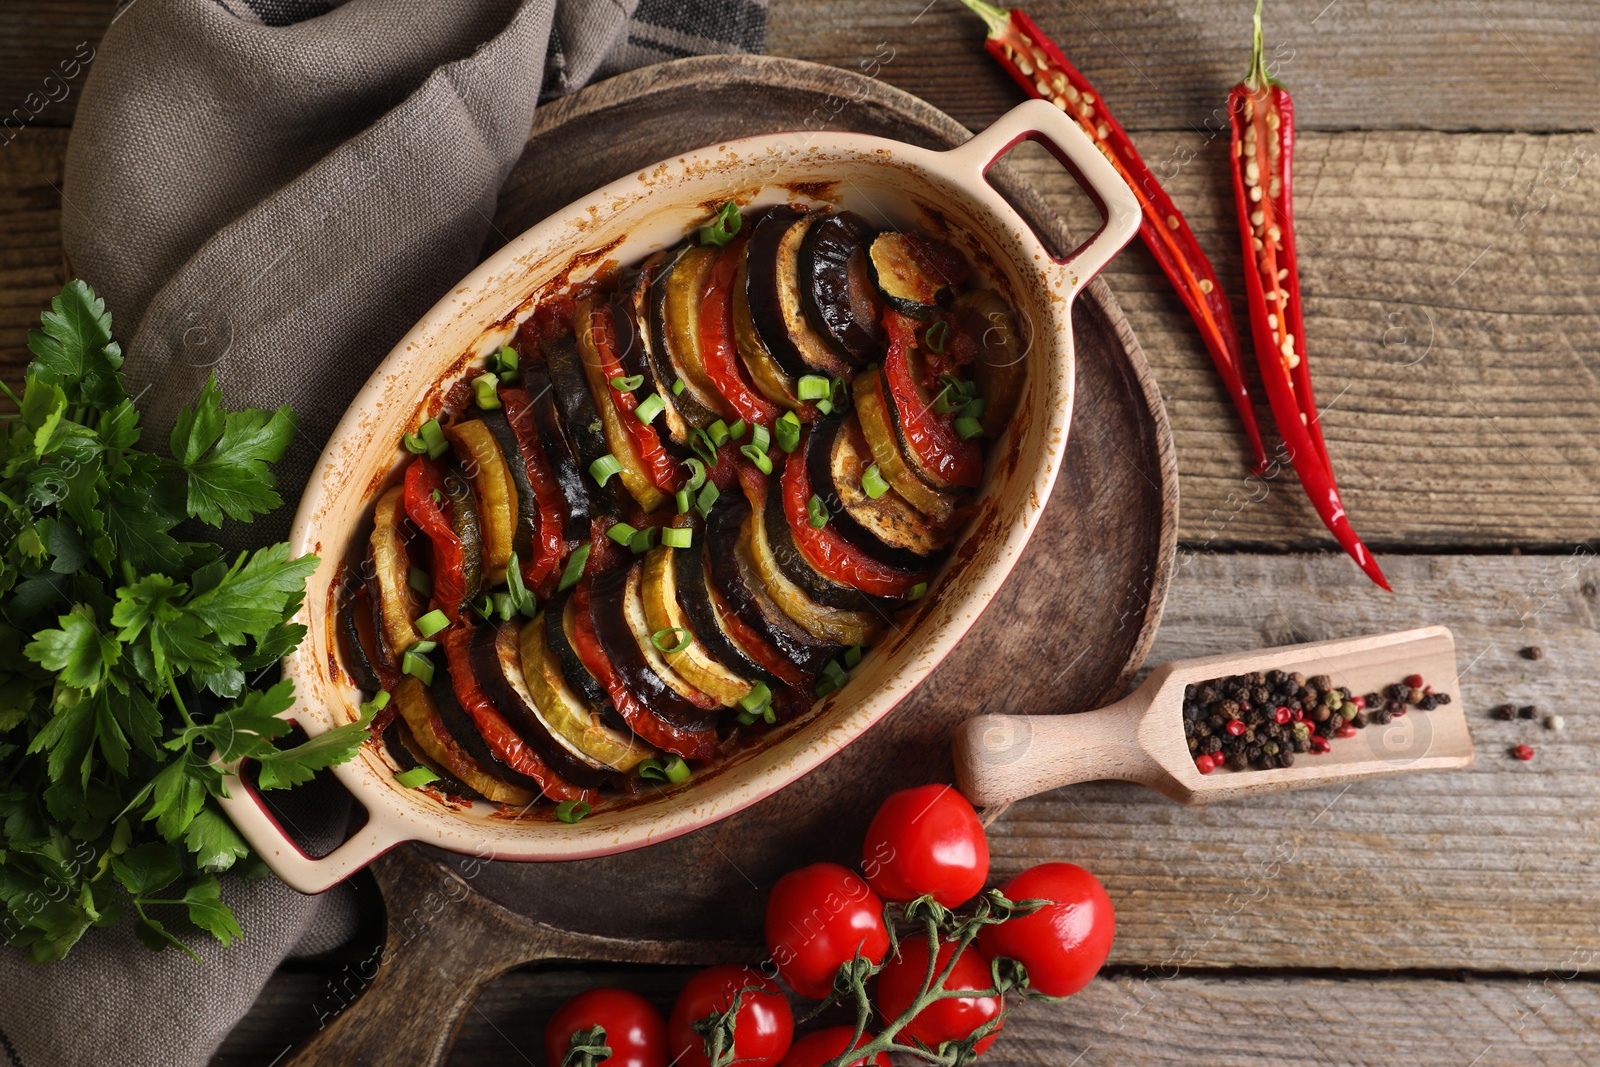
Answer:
494, 345, 520, 381
629, 525, 658, 554
610, 373, 645, 392
831, 377, 850, 408
431, 488, 443, 505
934, 385, 964, 416
651, 627, 693, 654
472, 372, 502, 410
682, 457, 708, 491
589, 454, 624, 486
661, 526, 693, 549
908, 581, 928, 600
675, 487, 692, 514
635, 393, 666, 425
401, 650, 435, 687
402, 432, 429, 455
797, 374, 831, 401
557, 543, 591, 592
807, 494, 829, 529
814, 677, 839, 698
727, 418, 747, 441
638, 755, 692, 784
815, 398, 834, 416
924, 319, 950, 354
409, 567, 433, 596
861, 464, 890, 500
606, 522, 639, 547
492, 591, 515, 621
749, 423, 770, 453
698, 202, 743, 248
740, 444, 772, 475
673, 379, 686, 396
954, 415, 984, 440
415, 609, 449, 638
844, 645, 863, 668
960, 397, 986, 422
504, 551, 538, 618
708, 419, 731, 448
474, 595, 495, 619
395, 766, 440, 789
408, 639, 438, 655
690, 427, 719, 467
358, 690, 391, 716
554, 799, 592, 824
696, 480, 721, 518
405, 418, 449, 459
739, 682, 772, 713
775, 410, 801, 453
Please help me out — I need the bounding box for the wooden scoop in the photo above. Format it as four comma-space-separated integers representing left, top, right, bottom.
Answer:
954, 627, 1475, 808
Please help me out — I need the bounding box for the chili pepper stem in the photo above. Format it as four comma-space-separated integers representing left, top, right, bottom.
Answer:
1246, 0, 1273, 90
956, 0, 1012, 36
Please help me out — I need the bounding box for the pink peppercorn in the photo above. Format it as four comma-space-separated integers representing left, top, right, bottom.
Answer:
1195, 754, 1217, 774
1274, 706, 1291, 725
1226, 719, 1246, 736
1336, 724, 1357, 739
1511, 744, 1534, 761
1309, 735, 1331, 754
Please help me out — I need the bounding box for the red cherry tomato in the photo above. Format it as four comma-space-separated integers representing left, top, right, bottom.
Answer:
875, 936, 1002, 1055
765, 862, 891, 1000
861, 785, 989, 908
778, 1027, 891, 1067
979, 863, 1116, 998
544, 987, 666, 1067
668, 965, 794, 1067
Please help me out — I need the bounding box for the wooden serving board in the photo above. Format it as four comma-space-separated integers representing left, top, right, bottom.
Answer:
285, 54, 1177, 1066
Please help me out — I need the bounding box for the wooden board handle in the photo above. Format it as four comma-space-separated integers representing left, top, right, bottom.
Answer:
952, 704, 1158, 808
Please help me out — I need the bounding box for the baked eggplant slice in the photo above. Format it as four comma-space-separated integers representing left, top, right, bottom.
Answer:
745, 207, 852, 380
393, 676, 536, 805
543, 333, 621, 520
639, 251, 721, 432
704, 495, 843, 675
520, 353, 591, 542
543, 587, 612, 714
867, 231, 948, 318
521, 613, 653, 773
733, 248, 802, 410
471, 621, 615, 789
440, 468, 484, 606
369, 485, 422, 662
652, 244, 732, 421
641, 546, 756, 707
757, 456, 900, 613
621, 562, 721, 710
444, 418, 518, 584
338, 581, 385, 693
383, 715, 487, 801
671, 535, 786, 694
806, 411, 937, 568
589, 566, 719, 733
851, 368, 958, 523
741, 482, 881, 645
800, 211, 884, 362
952, 288, 1026, 437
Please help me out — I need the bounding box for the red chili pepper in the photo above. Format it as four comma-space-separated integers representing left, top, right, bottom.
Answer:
587, 301, 683, 494
439, 625, 590, 802
958, 0, 1268, 474
881, 311, 982, 489
569, 580, 717, 760
698, 238, 781, 428
779, 434, 927, 598
499, 386, 568, 596
1228, 2, 1389, 591
402, 458, 468, 621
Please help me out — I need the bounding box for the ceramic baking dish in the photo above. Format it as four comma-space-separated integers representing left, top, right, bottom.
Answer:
216, 98, 1140, 892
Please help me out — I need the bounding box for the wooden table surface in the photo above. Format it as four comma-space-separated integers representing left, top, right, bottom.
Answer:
5, 2, 1599, 1065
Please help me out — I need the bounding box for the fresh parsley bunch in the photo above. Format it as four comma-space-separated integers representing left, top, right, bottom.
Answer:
0, 281, 370, 962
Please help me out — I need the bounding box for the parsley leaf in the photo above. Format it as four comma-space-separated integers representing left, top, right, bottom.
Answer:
171, 375, 297, 526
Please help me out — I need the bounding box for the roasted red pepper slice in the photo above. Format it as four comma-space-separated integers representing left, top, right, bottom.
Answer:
586, 300, 683, 493
500, 385, 568, 595
699, 237, 781, 428
439, 625, 591, 802
1229, 1, 1387, 591
780, 433, 927, 598
881, 310, 982, 489
707, 583, 807, 688
568, 581, 717, 761
958, 0, 1268, 475
402, 458, 469, 621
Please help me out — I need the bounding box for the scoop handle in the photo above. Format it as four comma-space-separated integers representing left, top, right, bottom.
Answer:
952, 701, 1159, 808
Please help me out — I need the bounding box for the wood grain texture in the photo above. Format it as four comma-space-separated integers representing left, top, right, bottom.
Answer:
0, 127, 69, 382
992, 550, 1600, 975
211, 962, 1600, 1067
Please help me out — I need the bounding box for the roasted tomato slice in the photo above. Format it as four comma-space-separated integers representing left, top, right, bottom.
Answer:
500, 386, 568, 595
699, 237, 782, 428
402, 458, 468, 622
780, 430, 926, 598
881, 309, 982, 489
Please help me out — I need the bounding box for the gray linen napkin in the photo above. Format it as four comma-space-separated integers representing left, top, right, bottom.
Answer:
0, 0, 763, 1064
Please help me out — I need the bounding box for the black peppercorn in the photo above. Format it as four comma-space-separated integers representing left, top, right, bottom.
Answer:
1522, 646, 1543, 661
1436, 692, 1452, 705
1518, 705, 1537, 720
1418, 695, 1438, 711
1492, 703, 1517, 720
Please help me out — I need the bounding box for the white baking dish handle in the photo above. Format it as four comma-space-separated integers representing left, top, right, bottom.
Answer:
214, 753, 406, 894
942, 98, 1141, 287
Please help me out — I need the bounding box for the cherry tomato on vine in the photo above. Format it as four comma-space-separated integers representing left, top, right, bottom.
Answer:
861, 784, 989, 908
777, 1026, 891, 1067
765, 862, 891, 1000
875, 936, 1003, 1055
543, 987, 666, 1067
667, 965, 794, 1067
979, 862, 1116, 997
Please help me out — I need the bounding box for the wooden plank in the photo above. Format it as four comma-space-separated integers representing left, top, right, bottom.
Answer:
214, 963, 1600, 1067
0, 126, 68, 387
766, 0, 1600, 133
0, 2, 106, 131
988, 551, 1600, 974
10, 0, 1599, 133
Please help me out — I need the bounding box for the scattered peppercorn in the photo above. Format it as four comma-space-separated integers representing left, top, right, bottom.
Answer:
1544, 715, 1565, 732
1511, 744, 1535, 761
1522, 646, 1543, 661
1518, 705, 1538, 720
1492, 703, 1517, 721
